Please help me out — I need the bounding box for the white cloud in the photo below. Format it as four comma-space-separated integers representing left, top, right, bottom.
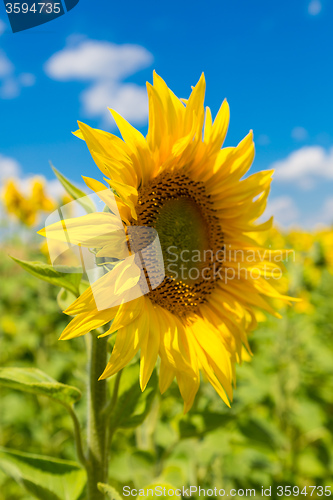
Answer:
19, 73, 36, 87
265, 196, 299, 228
291, 126, 308, 142
271, 146, 333, 189
45, 40, 153, 81
0, 50, 13, 78
256, 134, 270, 146
81, 81, 148, 125
44, 38, 153, 126
317, 197, 333, 226
308, 0, 322, 15
0, 78, 20, 99
0, 154, 22, 181
46, 178, 70, 199
0, 49, 36, 99
267, 148, 333, 228
0, 19, 6, 36
302, 197, 333, 228
16, 176, 67, 200
0, 154, 67, 201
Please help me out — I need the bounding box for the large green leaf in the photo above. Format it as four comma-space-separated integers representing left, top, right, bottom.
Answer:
0, 447, 86, 500
51, 164, 96, 214
11, 257, 82, 296
109, 363, 157, 429
0, 367, 81, 406
98, 483, 123, 500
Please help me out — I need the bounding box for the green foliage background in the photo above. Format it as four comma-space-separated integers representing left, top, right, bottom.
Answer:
1, 234, 333, 499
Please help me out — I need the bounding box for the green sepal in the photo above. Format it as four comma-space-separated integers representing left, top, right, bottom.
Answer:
0, 447, 86, 500
57, 287, 78, 311
0, 367, 81, 406
11, 257, 82, 296
57, 280, 90, 311
51, 163, 96, 214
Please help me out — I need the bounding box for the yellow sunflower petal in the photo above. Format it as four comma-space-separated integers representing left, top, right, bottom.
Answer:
38, 212, 123, 248
139, 299, 160, 391
82, 176, 131, 224
99, 305, 149, 379
59, 307, 116, 340
159, 360, 176, 394
191, 333, 231, 408
64, 256, 141, 315
77, 121, 135, 184
98, 296, 145, 338
109, 109, 156, 186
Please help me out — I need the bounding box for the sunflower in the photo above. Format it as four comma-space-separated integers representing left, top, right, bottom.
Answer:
3, 179, 37, 226
2, 178, 56, 226
30, 178, 56, 212
39, 73, 292, 412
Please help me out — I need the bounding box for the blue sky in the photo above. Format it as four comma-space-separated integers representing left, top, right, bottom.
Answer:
0, 0, 332, 227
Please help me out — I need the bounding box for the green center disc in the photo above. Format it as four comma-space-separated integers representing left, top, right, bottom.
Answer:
154, 197, 210, 283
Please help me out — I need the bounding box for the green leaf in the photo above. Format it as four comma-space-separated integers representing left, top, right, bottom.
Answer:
238, 416, 278, 450
0, 367, 81, 406
178, 411, 233, 439
0, 447, 86, 500
51, 164, 96, 214
11, 257, 82, 296
109, 363, 157, 429
98, 483, 123, 500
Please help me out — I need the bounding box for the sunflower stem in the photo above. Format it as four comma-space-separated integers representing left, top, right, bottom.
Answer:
67, 404, 87, 468
86, 332, 108, 500
105, 369, 123, 450
101, 369, 122, 417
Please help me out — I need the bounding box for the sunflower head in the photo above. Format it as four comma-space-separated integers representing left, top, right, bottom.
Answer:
40, 72, 295, 412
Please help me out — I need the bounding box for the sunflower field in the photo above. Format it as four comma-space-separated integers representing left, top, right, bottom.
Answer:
1, 224, 332, 499
1, 75, 333, 500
